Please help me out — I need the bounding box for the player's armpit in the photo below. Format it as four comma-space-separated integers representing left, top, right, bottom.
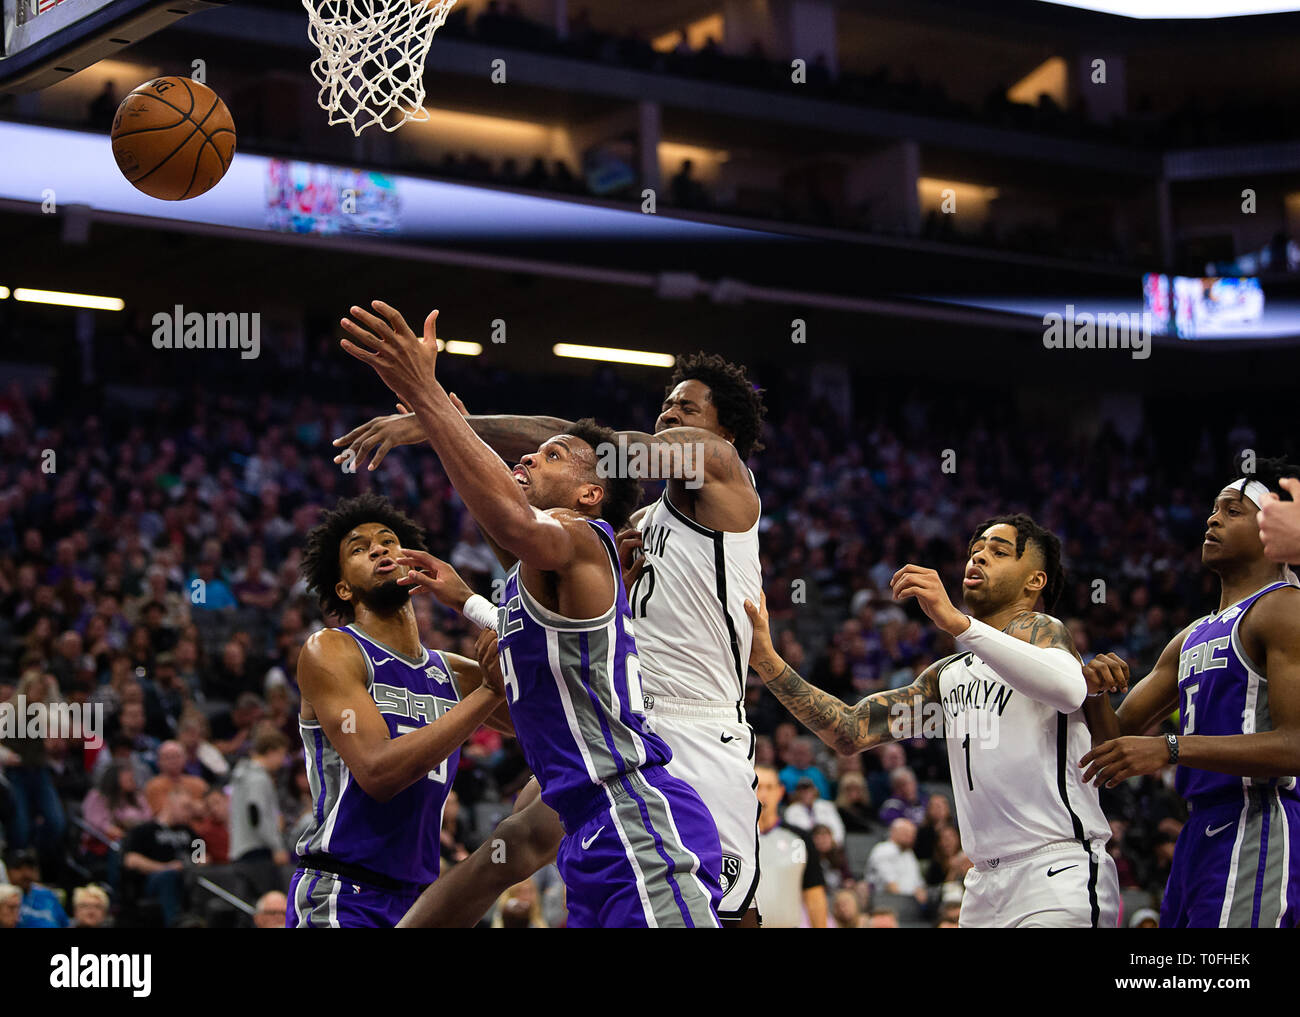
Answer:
478, 525, 518, 571
497, 506, 577, 572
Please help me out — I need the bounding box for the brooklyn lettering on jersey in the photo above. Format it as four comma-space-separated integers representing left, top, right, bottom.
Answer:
886, 675, 1012, 743
641, 523, 671, 558
942, 675, 1015, 721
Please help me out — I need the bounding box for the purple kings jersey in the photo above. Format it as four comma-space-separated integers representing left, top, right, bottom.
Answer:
1176, 581, 1300, 802
295, 625, 462, 885
495, 517, 674, 827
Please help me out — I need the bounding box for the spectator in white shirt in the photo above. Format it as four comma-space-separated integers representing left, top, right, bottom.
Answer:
783, 777, 846, 845
866, 818, 927, 904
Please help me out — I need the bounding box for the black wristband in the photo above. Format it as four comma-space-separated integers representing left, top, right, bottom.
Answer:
1165, 732, 1180, 764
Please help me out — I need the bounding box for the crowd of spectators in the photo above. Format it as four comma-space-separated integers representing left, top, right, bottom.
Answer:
434, 2, 1300, 148
0, 350, 1282, 927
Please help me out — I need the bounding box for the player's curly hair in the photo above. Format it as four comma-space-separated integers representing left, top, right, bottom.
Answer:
668, 352, 766, 461
968, 513, 1065, 613
568, 417, 641, 530
300, 493, 427, 622
1229, 455, 1300, 502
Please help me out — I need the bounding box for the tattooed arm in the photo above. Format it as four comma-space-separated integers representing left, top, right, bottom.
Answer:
744, 594, 941, 755
954, 611, 1088, 713
999, 612, 1083, 662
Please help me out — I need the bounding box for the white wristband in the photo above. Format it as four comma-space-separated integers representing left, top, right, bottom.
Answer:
463, 593, 499, 632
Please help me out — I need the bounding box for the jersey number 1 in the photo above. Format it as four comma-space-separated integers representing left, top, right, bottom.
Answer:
961, 733, 974, 791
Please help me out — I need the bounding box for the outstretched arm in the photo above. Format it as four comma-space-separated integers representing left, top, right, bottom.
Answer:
339, 303, 575, 571
744, 594, 942, 755
956, 612, 1088, 714
333, 405, 747, 495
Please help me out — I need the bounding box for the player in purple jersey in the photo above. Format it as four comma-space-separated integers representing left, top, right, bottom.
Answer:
336, 325, 766, 929
339, 304, 723, 927
286, 493, 514, 927
1081, 458, 1300, 927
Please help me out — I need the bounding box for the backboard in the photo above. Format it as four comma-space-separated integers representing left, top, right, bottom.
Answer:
0, 0, 228, 93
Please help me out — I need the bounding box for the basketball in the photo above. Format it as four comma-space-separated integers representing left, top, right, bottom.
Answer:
110, 77, 236, 201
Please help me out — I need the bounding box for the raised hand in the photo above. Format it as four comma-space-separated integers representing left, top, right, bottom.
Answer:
332, 403, 424, 471
338, 300, 440, 407
890, 564, 968, 636
394, 548, 474, 611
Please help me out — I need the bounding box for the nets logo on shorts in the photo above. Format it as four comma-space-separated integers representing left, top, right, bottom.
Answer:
719, 854, 741, 894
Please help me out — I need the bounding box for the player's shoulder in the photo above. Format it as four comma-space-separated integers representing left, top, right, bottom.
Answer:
544, 508, 611, 550
299, 627, 364, 674
1001, 611, 1076, 651
1002, 610, 1066, 632
914, 651, 969, 690
932, 651, 969, 674
545, 506, 601, 529
1242, 581, 1300, 632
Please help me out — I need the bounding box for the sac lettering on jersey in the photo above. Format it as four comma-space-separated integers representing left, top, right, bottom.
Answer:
1178, 636, 1230, 681
1175, 582, 1299, 801
295, 629, 462, 885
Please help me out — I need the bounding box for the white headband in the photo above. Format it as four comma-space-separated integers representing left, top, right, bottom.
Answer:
1228, 478, 1272, 508
1228, 478, 1300, 586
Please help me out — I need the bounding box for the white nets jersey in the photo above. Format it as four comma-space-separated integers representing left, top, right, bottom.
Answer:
937, 651, 1110, 863
630, 476, 761, 707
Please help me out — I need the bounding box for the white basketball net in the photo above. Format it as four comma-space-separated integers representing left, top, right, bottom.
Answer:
303, 0, 458, 135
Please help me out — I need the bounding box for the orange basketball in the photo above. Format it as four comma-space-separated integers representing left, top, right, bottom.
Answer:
110, 77, 237, 201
